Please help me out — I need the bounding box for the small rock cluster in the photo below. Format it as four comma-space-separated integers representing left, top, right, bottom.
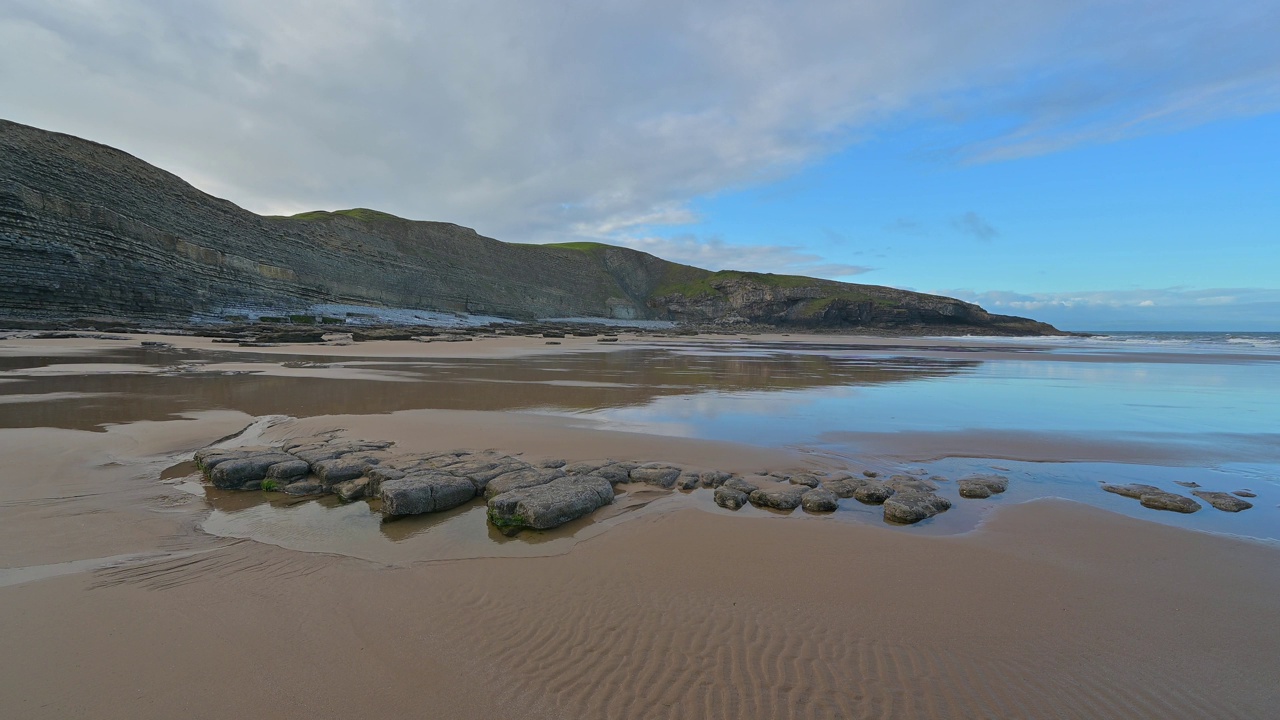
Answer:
193, 437, 1018, 532
1101, 483, 1254, 513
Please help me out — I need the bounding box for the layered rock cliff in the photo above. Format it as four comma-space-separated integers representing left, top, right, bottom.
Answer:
0, 119, 1058, 334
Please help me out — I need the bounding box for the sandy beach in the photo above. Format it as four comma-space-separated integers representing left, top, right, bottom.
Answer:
1, 333, 1278, 718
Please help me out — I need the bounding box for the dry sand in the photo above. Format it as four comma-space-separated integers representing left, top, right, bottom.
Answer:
0, 334, 1278, 718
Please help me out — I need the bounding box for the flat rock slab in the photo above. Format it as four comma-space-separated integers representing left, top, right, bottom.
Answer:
208, 452, 300, 489
957, 475, 1009, 499
714, 486, 749, 510
885, 476, 940, 494
313, 456, 380, 485
789, 474, 821, 488
381, 472, 477, 517
801, 488, 839, 513
629, 464, 682, 488
1192, 491, 1252, 512
1103, 483, 1201, 513
883, 491, 951, 524
749, 485, 808, 511
487, 475, 614, 533
1102, 483, 1163, 500
722, 476, 760, 495
484, 467, 566, 499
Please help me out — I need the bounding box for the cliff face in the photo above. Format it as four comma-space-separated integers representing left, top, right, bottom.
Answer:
0, 119, 1059, 334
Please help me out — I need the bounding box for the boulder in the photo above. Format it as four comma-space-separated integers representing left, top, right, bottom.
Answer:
1232, 490, 1257, 498
789, 474, 821, 488
194, 447, 256, 471
748, 485, 808, 511
483, 467, 566, 499
335, 477, 371, 502
713, 486, 750, 511
591, 463, 635, 484
853, 481, 894, 505
282, 479, 324, 496
1101, 483, 1163, 500
381, 472, 477, 517
1191, 491, 1252, 512
487, 475, 614, 533
722, 476, 760, 495
823, 478, 864, 498
957, 475, 1009, 499
676, 472, 702, 491
264, 459, 310, 480
885, 476, 939, 493
208, 452, 298, 489
801, 488, 839, 513
1139, 492, 1201, 514
538, 458, 567, 469
699, 470, 733, 488
563, 461, 606, 475
629, 464, 682, 488
883, 491, 951, 524
312, 456, 379, 485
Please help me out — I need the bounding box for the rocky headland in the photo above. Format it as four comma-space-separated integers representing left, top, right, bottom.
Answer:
2, 119, 1059, 335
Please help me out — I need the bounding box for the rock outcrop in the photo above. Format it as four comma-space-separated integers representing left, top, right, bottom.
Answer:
1, 119, 1060, 334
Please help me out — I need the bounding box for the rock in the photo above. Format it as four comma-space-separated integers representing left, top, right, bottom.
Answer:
194, 447, 255, 471
957, 475, 1009, 499
487, 475, 614, 533
789, 474, 821, 488
1101, 483, 1163, 500
676, 472, 702, 491
335, 477, 371, 502
748, 485, 808, 511
208, 452, 297, 489
312, 456, 379, 485
282, 479, 324, 496
483, 467, 566, 499
364, 466, 406, 494
699, 470, 733, 488
1139, 492, 1201, 513
563, 461, 605, 475
629, 464, 683, 488
380, 472, 477, 517
450, 458, 534, 491
853, 481, 894, 505
1192, 491, 1253, 512
1233, 490, 1257, 498
713, 486, 749, 510
822, 478, 864, 498
265, 459, 310, 480
590, 463, 634, 485
801, 488, 839, 513
538, 458, 567, 469
862, 471, 879, 478
883, 492, 951, 524
722, 476, 760, 495
1174, 481, 1200, 488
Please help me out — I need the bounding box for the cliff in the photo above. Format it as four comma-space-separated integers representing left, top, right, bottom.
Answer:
0, 119, 1058, 335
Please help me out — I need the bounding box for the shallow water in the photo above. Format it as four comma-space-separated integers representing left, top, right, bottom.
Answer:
4, 335, 1277, 560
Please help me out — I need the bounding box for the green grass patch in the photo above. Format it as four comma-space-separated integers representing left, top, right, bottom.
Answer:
288, 314, 317, 324
283, 208, 408, 223
258, 316, 286, 323
319, 316, 345, 325
262, 479, 280, 492
652, 270, 821, 299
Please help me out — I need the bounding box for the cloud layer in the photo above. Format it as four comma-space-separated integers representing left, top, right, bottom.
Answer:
3, 0, 1277, 249
944, 288, 1280, 331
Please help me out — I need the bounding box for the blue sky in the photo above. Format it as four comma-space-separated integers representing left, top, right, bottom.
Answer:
2, 1, 1278, 330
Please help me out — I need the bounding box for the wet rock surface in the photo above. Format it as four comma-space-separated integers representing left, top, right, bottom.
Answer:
1103, 484, 1201, 513
1192, 491, 1253, 513
713, 486, 750, 510
957, 475, 1009, 499
883, 492, 952, 524
801, 488, 839, 513
749, 485, 809, 511
487, 475, 614, 534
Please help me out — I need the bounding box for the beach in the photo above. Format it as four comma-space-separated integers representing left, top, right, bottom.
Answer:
1, 331, 1277, 718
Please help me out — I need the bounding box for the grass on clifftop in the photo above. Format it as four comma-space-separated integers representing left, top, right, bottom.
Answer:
276, 208, 408, 223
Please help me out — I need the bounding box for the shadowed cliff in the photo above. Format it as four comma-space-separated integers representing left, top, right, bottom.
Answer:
0, 119, 1059, 334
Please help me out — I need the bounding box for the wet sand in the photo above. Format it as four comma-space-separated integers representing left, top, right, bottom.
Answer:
1, 334, 1278, 718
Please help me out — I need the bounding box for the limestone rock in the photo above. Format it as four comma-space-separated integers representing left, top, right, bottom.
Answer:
264, 459, 310, 480
789, 474, 821, 488
823, 478, 864, 498
282, 479, 324, 496
487, 475, 614, 533
722, 476, 760, 495
629, 464, 682, 488
312, 456, 379, 485
1139, 492, 1201, 514
381, 472, 477, 517
1101, 483, 1163, 500
748, 485, 808, 511
714, 486, 750, 511
483, 467, 566, 499
676, 472, 702, 491
883, 491, 951, 524
1192, 491, 1253, 512
853, 481, 894, 505
699, 470, 733, 488
801, 488, 839, 513
208, 452, 297, 489
957, 475, 1009, 499
335, 477, 371, 502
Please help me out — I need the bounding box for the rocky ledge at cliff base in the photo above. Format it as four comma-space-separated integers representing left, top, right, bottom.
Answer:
193, 434, 1000, 530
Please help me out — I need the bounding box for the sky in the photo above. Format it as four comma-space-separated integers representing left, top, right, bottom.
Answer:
1, 1, 1277, 330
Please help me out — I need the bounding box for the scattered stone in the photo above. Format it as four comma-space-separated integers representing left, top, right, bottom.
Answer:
885, 475, 939, 493
714, 486, 750, 510
699, 470, 733, 488
853, 481, 894, 505
483, 467, 566, 499
590, 463, 635, 485
487, 475, 614, 533
883, 492, 951, 524
957, 475, 1009, 499
748, 485, 808, 511
335, 477, 371, 502
676, 472, 702, 491
563, 460, 605, 475
1233, 490, 1257, 498
538, 459, 567, 469
381, 472, 477, 517
1101, 483, 1163, 500
823, 478, 864, 499
1174, 481, 1201, 488
140, 341, 173, 348
1192, 491, 1253, 512
629, 464, 682, 488
282, 479, 324, 496
722, 476, 760, 495
801, 488, 839, 513
1139, 493, 1201, 514
789, 474, 821, 488
862, 470, 879, 478
597, 337, 619, 343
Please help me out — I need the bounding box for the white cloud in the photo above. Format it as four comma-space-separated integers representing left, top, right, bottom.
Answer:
616, 235, 872, 279
1, 0, 1277, 246
940, 287, 1280, 330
